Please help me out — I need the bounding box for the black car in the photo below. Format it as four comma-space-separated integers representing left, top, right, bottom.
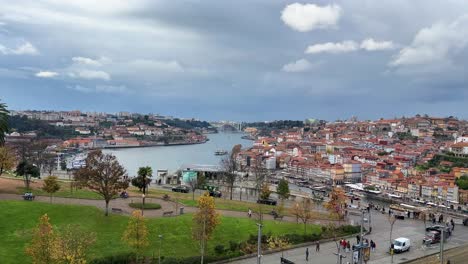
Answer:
209, 190, 222, 198
257, 198, 277, 206
172, 185, 190, 193
463, 218, 468, 226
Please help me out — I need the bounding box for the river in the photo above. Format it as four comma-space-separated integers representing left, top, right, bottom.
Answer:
103, 133, 253, 176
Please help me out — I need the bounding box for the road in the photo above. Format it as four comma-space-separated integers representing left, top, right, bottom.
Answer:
230, 208, 468, 264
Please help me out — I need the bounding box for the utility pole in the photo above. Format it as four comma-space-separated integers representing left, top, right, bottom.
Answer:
359, 209, 365, 264
257, 223, 263, 264
439, 229, 444, 264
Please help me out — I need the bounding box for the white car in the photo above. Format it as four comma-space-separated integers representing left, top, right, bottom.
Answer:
392, 237, 411, 253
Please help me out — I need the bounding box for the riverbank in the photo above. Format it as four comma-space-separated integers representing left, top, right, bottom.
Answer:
100, 139, 208, 149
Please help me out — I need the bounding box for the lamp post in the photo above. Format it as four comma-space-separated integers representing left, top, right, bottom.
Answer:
142, 193, 146, 216
158, 234, 163, 264
257, 223, 263, 264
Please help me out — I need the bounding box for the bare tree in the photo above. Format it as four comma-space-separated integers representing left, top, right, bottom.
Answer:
221, 144, 242, 200
74, 150, 129, 216
251, 156, 267, 198
388, 215, 396, 249
290, 198, 314, 234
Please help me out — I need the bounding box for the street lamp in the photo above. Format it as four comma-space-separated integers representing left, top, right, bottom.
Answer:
158, 234, 163, 264
142, 193, 146, 216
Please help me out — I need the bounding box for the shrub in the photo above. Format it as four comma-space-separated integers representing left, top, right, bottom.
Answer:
89, 253, 136, 264
214, 244, 225, 255
229, 240, 240, 252
128, 203, 161, 210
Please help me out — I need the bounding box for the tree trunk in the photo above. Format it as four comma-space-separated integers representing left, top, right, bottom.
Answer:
50, 194, 52, 203
192, 190, 195, 201
230, 185, 233, 200
105, 200, 110, 216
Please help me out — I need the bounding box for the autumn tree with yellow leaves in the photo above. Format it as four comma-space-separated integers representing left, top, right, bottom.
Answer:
55, 225, 96, 264
122, 210, 149, 261
290, 198, 314, 234
25, 214, 58, 264
325, 187, 347, 221
193, 192, 220, 264
42, 176, 61, 203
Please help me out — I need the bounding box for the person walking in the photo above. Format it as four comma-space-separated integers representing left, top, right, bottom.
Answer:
347, 241, 351, 253
451, 219, 455, 231
248, 208, 252, 218
306, 247, 309, 261
316, 241, 320, 252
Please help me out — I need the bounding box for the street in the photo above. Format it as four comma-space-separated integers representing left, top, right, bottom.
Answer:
229, 208, 468, 264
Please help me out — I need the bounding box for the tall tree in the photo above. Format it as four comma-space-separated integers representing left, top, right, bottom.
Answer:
221, 144, 241, 200
0, 100, 9, 145
252, 156, 267, 197
137, 166, 152, 195
259, 182, 271, 200
25, 214, 58, 264
74, 150, 129, 216
42, 176, 61, 203
325, 187, 347, 221
16, 160, 40, 190
0, 146, 16, 175
122, 210, 149, 261
290, 198, 313, 234
187, 175, 199, 201
56, 225, 96, 264
42, 153, 57, 176
276, 179, 290, 201
193, 192, 220, 264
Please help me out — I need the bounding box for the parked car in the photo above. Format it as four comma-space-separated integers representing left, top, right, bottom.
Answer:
209, 190, 222, 198
257, 198, 277, 206
423, 231, 443, 245
172, 185, 190, 193
425, 225, 451, 237
392, 237, 411, 253
463, 218, 468, 226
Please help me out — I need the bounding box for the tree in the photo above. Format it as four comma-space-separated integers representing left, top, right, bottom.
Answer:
276, 179, 290, 201
42, 176, 61, 203
43, 154, 57, 176
25, 214, 58, 264
187, 173, 206, 201
192, 192, 220, 264
56, 225, 96, 264
221, 144, 241, 200
74, 150, 129, 216
122, 210, 149, 261
290, 198, 313, 234
456, 175, 468, 190
325, 187, 347, 220
16, 160, 40, 190
0, 100, 9, 145
137, 166, 152, 195
251, 156, 267, 197
0, 146, 16, 175
259, 182, 271, 200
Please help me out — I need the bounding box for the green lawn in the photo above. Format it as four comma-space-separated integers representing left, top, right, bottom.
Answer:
0, 200, 321, 263
16, 186, 103, 200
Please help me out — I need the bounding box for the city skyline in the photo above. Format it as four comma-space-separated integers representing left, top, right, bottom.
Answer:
1, 0, 468, 121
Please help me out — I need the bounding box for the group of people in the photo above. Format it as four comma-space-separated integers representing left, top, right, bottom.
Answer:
339, 239, 352, 252
304, 241, 320, 261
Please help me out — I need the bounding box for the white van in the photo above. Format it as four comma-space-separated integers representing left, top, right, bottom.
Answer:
392, 237, 411, 253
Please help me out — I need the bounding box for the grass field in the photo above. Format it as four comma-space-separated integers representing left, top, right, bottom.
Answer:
0, 200, 321, 263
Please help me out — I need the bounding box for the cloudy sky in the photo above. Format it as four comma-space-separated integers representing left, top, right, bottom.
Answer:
1, 0, 467, 121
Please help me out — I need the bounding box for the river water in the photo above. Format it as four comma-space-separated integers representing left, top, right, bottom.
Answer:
103, 133, 253, 176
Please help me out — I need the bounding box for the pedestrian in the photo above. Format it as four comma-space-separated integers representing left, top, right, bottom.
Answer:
356, 235, 360, 244
248, 208, 252, 218
316, 241, 320, 252
407, 211, 411, 218
451, 219, 455, 231
347, 241, 351, 253
306, 247, 309, 261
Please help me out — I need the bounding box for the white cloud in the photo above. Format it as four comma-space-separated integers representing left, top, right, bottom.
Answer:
70, 70, 111, 80
282, 59, 314, 73
281, 3, 342, 32
0, 41, 38, 55
128, 59, 184, 73
390, 15, 468, 67
360, 38, 395, 51
35, 71, 58, 78
72, 56, 103, 66
69, 84, 129, 94
305, 41, 358, 54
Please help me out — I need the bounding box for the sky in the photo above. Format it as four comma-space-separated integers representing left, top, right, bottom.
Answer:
0, 0, 468, 121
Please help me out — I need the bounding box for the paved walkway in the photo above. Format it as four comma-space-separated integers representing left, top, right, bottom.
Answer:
230, 208, 468, 264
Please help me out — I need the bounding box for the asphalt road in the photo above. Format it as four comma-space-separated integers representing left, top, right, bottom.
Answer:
230, 208, 468, 264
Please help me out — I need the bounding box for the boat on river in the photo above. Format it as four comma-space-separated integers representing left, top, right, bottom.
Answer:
214, 150, 228, 155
